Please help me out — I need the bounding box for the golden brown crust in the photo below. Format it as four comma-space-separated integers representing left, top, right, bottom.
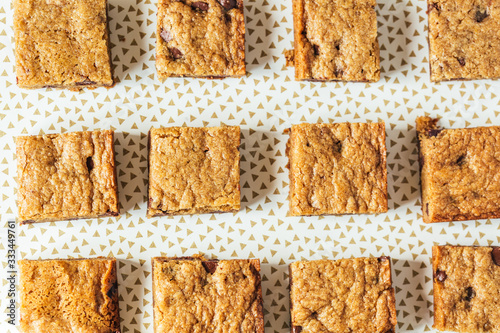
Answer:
428, 0, 500, 82
432, 246, 500, 333
13, 0, 113, 89
147, 126, 240, 217
19, 257, 120, 333
289, 257, 397, 333
16, 130, 119, 224
417, 116, 500, 223
152, 256, 264, 332
286, 122, 387, 216
291, 0, 380, 81
156, 0, 245, 78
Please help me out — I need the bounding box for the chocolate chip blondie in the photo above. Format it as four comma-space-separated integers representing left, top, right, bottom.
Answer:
152, 256, 264, 332
428, 0, 500, 81
13, 0, 113, 89
286, 122, 387, 216
148, 126, 240, 216
16, 130, 119, 224
19, 257, 120, 333
156, 0, 246, 78
289, 257, 397, 332
289, 0, 380, 81
417, 116, 500, 223
433, 245, 500, 332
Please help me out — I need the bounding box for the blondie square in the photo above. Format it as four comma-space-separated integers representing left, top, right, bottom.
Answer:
432, 246, 500, 332
289, 257, 397, 333
417, 116, 500, 223
19, 258, 120, 333
290, 0, 380, 81
152, 256, 264, 332
148, 126, 240, 216
428, 0, 500, 81
286, 122, 387, 216
156, 0, 246, 78
13, 0, 113, 89
16, 130, 119, 224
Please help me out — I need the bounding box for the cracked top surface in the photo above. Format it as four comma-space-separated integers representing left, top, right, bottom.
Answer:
156, 0, 245, 78
417, 116, 500, 223
19, 258, 120, 333
292, 0, 380, 81
13, 0, 113, 89
148, 126, 240, 216
289, 257, 397, 333
16, 130, 119, 223
432, 246, 500, 333
428, 0, 500, 81
286, 123, 387, 216
152, 257, 264, 333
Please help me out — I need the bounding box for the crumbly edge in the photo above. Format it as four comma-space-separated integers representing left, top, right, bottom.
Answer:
151, 256, 264, 333
286, 122, 388, 216
19, 257, 120, 333
146, 126, 241, 217
16, 130, 120, 224
13, 0, 114, 89
288, 257, 397, 333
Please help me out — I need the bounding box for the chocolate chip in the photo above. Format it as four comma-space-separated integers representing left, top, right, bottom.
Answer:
107, 282, 118, 298
335, 44, 340, 51
76, 79, 97, 86
464, 287, 475, 301
218, 0, 237, 10
428, 2, 438, 13
202, 260, 218, 273
456, 154, 466, 165
103, 210, 119, 217
313, 44, 320, 56
378, 256, 390, 262
292, 326, 303, 333
160, 29, 173, 43
425, 203, 429, 215
435, 269, 447, 282
334, 68, 344, 77
492, 247, 500, 266
476, 8, 488, 23
86, 156, 94, 172
427, 129, 442, 137
457, 57, 466, 66
191, 1, 209, 10
169, 47, 183, 59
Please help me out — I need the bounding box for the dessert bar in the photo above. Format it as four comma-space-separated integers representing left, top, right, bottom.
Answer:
286, 122, 387, 216
433, 245, 500, 332
417, 116, 500, 223
152, 256, 264, 332
19, 257, 120, 333
289, 257, 397, 332
13, 0, 113, 89
290, 0, 380, 81
16, 130, 119, 223
148, 126, 240, 216
156, 0, 246, 78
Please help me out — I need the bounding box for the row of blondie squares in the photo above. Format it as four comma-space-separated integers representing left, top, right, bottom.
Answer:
13, 0, 500, 90
18, 245, 500, 332
16, 117, 500, 224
